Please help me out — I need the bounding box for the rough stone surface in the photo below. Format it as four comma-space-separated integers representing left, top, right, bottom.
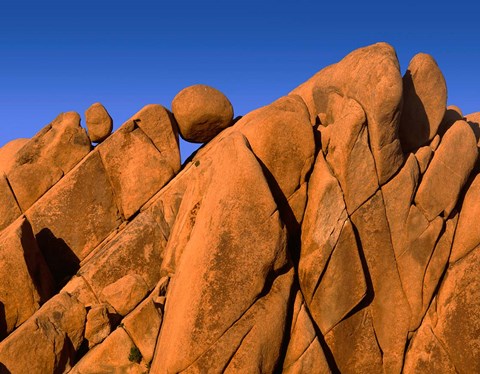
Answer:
151, 133, 292, 373
0, 218, 53, 339
5, 112, 91, 211
450, 174, 480, 262
291, 42, 404, 184
399, 53, 447, 151
85, 304, 114, 348
0, 293, 86, 373
85, 102, 113, 143
172, 84, 234, 143
25, 151, 122, 284
0, 174, 21, 231
415, 120, 478, 220
100, 274, 149, 316
98, 107, 179, 219
1, 43, 479, 373
0, 138, 29, 174
71, 327, 146, 374
122, 293, 162, 363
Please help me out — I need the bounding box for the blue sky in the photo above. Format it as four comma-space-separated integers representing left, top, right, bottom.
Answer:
1, 1, 479, 161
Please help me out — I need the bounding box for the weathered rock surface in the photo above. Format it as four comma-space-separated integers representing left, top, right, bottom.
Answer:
0, 218, 53, 340
291, 42, 404, 185
0, 43, 479, 373
97, 104, 180, 219
172, 84, 234, 143
415, 120, 478, 220
0, 292, 86, 373
5, 112, 91, 211
85, 102, 113, 143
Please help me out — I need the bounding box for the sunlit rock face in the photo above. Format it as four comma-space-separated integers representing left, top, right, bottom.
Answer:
0, 43, 478, 374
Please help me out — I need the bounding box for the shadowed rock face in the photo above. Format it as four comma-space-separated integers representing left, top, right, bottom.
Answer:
0, 43, 479, 373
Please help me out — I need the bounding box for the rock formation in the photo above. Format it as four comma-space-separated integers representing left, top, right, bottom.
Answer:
0, 42, 478, 373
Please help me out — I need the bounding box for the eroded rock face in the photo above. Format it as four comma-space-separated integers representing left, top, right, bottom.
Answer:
0, 43, 479, 373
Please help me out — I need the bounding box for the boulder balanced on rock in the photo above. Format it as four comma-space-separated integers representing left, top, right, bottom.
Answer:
0, 42, 479, 374
172, 84, 234, 143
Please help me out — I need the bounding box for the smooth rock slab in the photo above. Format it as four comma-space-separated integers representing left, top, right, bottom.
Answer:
151, 133, 291, 372
415, 120, 478, 221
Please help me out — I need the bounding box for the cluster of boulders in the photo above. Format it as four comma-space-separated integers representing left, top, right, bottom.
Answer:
0, 42, 479, 374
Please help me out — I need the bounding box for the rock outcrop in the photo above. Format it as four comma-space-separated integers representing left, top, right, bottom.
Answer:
0, 43, 478, 374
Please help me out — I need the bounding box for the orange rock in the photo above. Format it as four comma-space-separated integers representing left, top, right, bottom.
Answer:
237, 95, 314, 205
70, 327, 146, 373
397, 215, 443, 330
0, 217, 53, 339
6, 112, 91, 211
430, 134, 440, 150
0, 138, 28, 174
151, 133, 291, 372
415, 145, 433, 174
0, 292, 86, 373
403, 318, 458, 373
283, 292, 331, 374
382, 154, 420, 258
351, 191, 411, 373
60, 275, 99, 308
129, 104, 181, 174
299, 153, 347, 304
405, 246, 480, 373
308, 220, 366, 335
415, 120, 478, 220
85, 102, 113, 143
422, 213, 457, 319
172, 84, 234, 143
97, 105, 179, 219
85, 304, 114, 348
79, 210, 167, 297
122, 292, 163, 363
100, 274, 149, 316
450, 174, 480, 262
25, 151, 122, 283
324, 308, 383, 373
291, 42, 404, 185
321, 94, 377, 213
399, 53, 447, 151
0, 174, 21, 231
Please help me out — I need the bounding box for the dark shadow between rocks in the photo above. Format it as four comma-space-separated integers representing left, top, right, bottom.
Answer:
400, 71, 430, 153
0, 362, 11, 374
21, 220, 55, 303
36, 228, 80, 290
437, 109, 463, 138
0, 302, 6, 341
253, 156, 301, 260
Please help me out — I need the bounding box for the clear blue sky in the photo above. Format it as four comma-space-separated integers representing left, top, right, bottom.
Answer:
1, 1, 479, 161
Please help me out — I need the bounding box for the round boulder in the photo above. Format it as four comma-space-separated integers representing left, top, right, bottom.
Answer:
85, 103, 113, 143
172, 84, 234, 143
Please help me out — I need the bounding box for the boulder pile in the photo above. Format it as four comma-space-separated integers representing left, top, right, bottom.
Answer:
0, 42, 479, 374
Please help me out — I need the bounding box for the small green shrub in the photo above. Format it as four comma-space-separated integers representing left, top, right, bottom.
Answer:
129, 346, 142, 363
